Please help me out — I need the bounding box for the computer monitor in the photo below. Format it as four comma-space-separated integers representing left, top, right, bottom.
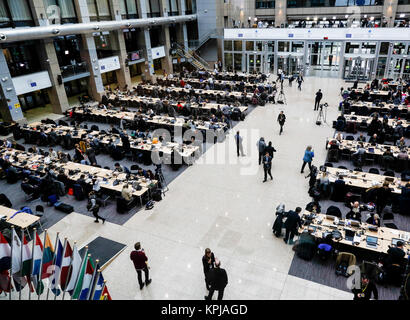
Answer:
345, 229, 356, 240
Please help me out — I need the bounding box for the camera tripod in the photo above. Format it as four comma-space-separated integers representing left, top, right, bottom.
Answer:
316, 104, 328, 125
276, 89, 287, 105
155, 165, 169, 196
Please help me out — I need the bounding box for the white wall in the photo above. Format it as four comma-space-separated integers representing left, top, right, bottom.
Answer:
12, 71, 52, 96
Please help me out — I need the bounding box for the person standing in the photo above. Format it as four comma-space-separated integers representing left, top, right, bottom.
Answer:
283, 207, 302, 244
273, 203, 286, 237
264, 141, 276, 158
204, 259, 228, 300
277, 111, 286, 135
86, 143, 97, 165
352, 275, 378, 300
257, 137, 266, 165
130, 242, 152, 290
202, 248, 215, 290
234, 131, 245, 157
314, 89, 323, 111
87, 191, 105, 224
301, 145, 314, 173
297, 74, 304, 91
262, 152, 273, 182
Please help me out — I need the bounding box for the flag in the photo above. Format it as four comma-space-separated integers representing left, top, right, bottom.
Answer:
0, 232, 11, 272
78, 258, 94, 300
59, 241, 72, 290
100, 285, 111, 300
41, 233, 54, 279
50, 239, 63, 296
88, 262, 100, 300
72, 256, 94, 300
31, 232, 43, 277
65, 245, 82, 294
0, 270, 11, 293
92, 273, 104, 300
11, 229, 21, 275
21, 235, 32, 277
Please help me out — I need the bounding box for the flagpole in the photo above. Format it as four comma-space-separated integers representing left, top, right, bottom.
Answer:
62, 241, 76, 300
9, 226, 14, 301
86, 258, 98, 300
54, 237, 67, 300
88, 265, 100, 300
103, 293, 108, 300
71, 247, 88, 300
19, 228, 24, 300
28, 228, 36, 301
38, 228, 47, 300
99, 280, 107, 300
46, 232, 59, 300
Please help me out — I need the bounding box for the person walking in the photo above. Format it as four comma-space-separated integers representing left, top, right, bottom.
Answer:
202, 248, 215, 290
87, 191, 105, 224
277, 111, 286, 135
314, 89, 323, 111
301, 145, 314, 173
204, 259, 228, 301
262, 152, 273, 182
283, 207, 302, 244
273, 203, 286, 237
257, 137, 266, 165
130, 242, 152, 290
234, 131, 245, 157
297, 74, 304, 90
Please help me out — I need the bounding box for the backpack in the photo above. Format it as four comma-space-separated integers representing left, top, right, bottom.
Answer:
145, 200, 154, 210
335, 262, 349, 277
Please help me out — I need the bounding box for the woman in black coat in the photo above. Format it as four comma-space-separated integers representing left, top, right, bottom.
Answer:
273, 203, 286, 237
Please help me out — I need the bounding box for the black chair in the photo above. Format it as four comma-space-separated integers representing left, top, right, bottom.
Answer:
0, 193, 12, 208
130, 164, 140, 174
35, 205, 44, 217
383, 212, 394, 220
326, 205, 342, 218
369, 168, 380, 174
327, 149, 339, 162
384, 170, 395, 177
324, 162, 333, 167
338, 166, 347, 169
354, 167, 363, 172
345, 135, 354, 141
116, 196, 135, 214
384, 222, 398, 229
73, 184, 85, 201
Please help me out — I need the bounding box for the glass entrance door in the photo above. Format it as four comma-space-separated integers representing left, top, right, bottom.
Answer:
343, 56, 375, 81
388, 57, 405, 79
306, 41, 341, 77
277, 54, 303, 76
247, 53, 263, 74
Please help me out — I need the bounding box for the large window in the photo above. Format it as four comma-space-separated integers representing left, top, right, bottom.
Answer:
287, 0, 383, 7
54, 35, 82, 67
185, 0, 196, 14
94, 33, 116, 59
44, 0, 77, 24
119, 0, 138, 19
3, 42, 42, 77
255, 1, 275, 8
87, 0, 111, 21
146, 0, 161, 17
0, 0, 34, 28
168, 0, 178, 15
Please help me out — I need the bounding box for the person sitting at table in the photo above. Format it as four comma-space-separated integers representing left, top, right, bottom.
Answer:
74, 143, 85, 162
21, 178, 40, 200
368, 116, 382, 136
114, 163, 130, 174
137, 168, 148, 178
393, 122, 404, 145
346, 201, 362, 222
366, 213, 381, 227
382, 147, 395, 170
398, 147, 409, 160
368, 133, 378, 145
356, 133, 366, 142
109, 124, 120, 135
352, 142, 366, 162
396, 136, 406, 148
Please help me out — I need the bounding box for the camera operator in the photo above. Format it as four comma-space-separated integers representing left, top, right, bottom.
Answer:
314, 89, 323, 111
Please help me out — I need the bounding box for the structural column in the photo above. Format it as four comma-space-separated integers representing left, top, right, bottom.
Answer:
177, 0, 189, 51
0, 50, 25, 123
73, 0, 105, 101
137, 0, 156, 82
275, 0, 287, 27
383, 0, 398, 27
160, 0, 173, 74
29, 0, 70, 114
109, 0, 132, 89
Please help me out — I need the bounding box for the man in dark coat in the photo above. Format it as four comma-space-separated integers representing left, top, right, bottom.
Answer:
204, 259, 228, 300
284, 207, 302, 244
202, 248, 215, 291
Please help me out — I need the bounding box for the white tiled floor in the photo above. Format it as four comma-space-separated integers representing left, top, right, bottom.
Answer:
3, 76, 355, 300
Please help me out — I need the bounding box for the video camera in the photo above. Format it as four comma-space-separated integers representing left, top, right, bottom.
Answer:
319, 103, 328, 110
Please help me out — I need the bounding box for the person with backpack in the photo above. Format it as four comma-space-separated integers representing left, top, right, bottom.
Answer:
272, 203, 286, 237
87, 191, 105, 224
257, 137, 266, 165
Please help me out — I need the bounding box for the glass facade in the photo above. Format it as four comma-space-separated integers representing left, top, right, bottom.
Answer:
44, 0, 77, 24
0, 0, 34, 28
168, 0, 179, 16
146, 0, 161, 17
2, 42, 42, 77
94, 33, 116, 59
87, 0, 111, 21
255, 1, 275, 8
119, 0, 139, 19
286, 0, 383, 7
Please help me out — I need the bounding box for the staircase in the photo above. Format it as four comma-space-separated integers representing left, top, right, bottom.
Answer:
174, 43, 212, 71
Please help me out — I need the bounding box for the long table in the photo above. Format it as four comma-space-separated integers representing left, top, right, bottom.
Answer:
1, 148, 157, 205
0, 205, 40, 231
350, 88, 391, 100
344, 114, 409, 129
348, 100, 408, 114
299, 212, 410, 257
326, 139, 410, 159
71, 107, 228, 137
107, 93, 248, 113
22, 122, 199, 159
324, 166, 406, 194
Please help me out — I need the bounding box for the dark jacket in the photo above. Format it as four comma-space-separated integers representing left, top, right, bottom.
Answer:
284, 210, 302, 230
264, 145, 276, 158
202, 253, 215, 275
207, 267, 228, 290
386, 247, 405, 266
352, 280, 378, 300
130, 250, 148, 270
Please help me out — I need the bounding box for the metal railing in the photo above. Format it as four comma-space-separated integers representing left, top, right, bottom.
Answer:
188, 28, 223, 50
174, 42, 212, 71
60, 61, 88, 78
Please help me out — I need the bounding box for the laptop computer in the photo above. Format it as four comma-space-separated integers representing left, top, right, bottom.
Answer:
366, 236, 378, 249
368, 147, 375, 153
344, 229, 356, 242
326, 215, 337, 221
350, 220, 361, 228
392, 238, 404, 246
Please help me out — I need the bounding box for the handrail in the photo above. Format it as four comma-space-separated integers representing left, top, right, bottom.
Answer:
174, 42, 212, 70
